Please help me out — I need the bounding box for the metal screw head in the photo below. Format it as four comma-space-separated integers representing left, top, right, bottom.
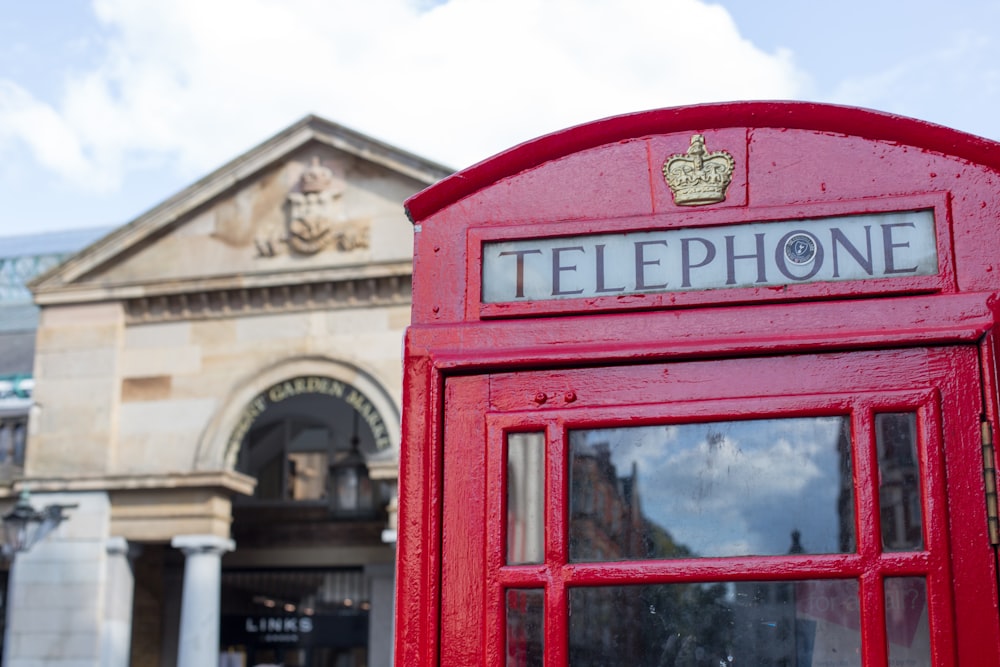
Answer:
533, 392, 547, 405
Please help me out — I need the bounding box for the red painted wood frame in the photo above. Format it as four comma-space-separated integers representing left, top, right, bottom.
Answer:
399, 299, 1000, 666
439, 347, 992, 666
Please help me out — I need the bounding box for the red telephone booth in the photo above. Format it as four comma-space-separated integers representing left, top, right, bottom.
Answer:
397, 102, 1000, 666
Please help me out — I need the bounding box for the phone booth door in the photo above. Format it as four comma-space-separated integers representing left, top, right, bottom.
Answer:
441, 346, 996, 666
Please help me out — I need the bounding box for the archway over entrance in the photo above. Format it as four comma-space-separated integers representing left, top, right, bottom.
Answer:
231, 375, 394, 513
195, 355, 400, 476
221, 374, 399, 667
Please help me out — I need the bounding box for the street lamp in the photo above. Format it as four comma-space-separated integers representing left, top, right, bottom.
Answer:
1, 490, 76, 558
329, 412, 373, 515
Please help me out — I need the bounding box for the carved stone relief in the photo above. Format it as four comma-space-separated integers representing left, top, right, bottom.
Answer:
256, 157, 371, 257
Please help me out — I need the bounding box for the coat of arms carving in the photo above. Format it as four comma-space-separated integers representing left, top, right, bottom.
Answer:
255, 157, 370, 257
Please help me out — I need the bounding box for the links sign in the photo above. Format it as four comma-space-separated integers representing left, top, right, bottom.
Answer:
482, 210, 937, 303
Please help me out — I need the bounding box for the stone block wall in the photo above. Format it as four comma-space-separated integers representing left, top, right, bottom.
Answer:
28, 306, 123, 477
3, 492, 110, 667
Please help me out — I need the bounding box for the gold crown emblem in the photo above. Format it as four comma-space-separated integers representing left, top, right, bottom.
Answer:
662, 134, 734, 206
300, 156, 336, 193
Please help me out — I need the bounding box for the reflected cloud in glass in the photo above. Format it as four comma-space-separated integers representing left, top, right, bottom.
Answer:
569, 417, 854, 561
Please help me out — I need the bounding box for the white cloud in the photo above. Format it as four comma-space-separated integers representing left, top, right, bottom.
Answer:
0, 0, 806, 197
0, 82, 101, 188
590, 417, 846, 556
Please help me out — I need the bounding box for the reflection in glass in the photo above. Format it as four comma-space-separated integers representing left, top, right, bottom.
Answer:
507, 588, 544, 667
876, 413, 923, 551
569, 579, 861, 667
884, 577, 930, 666
569, 417, 854, 561
508, 432, 545, 564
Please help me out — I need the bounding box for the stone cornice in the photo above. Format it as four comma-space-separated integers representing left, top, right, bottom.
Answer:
122, 273, 412, 324
2, 469, 257, 497
33, 260, 412, 304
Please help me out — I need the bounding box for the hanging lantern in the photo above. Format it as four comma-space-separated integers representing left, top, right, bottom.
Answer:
328, 411, 373, 515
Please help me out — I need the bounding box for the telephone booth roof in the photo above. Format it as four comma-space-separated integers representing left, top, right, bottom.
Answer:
405, 101, 1000, 223
404, 101, 1000, 327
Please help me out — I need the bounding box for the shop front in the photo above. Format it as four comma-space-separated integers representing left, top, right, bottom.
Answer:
218, 372, 400, 667
220, 568, 370, 667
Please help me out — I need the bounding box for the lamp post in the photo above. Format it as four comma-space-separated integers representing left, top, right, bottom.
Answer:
1, 490, 76, 559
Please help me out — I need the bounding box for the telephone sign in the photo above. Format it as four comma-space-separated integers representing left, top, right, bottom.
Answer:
482, 209, 937, 302
399, 102, 1000, 666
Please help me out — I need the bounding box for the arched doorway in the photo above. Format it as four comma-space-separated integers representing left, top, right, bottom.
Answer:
220, 375, 397, 667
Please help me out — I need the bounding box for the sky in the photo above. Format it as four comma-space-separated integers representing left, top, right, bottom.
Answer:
1, 0, 1000, 238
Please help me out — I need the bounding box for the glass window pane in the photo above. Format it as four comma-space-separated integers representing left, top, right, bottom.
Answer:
508, 432, 545, 564
256, 453, 284, 500
884, 577, 930, 667
876, 412, 923, 551
12, 421, 24, 465
569, 417, 854, 561
0, 423, 11, 463
569, 579, 861, 667
286, 426, 331, 501
288, 451, 328, 500
507, 588, 544, 667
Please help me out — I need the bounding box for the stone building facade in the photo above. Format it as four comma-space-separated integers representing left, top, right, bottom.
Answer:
7, 116, 451, 666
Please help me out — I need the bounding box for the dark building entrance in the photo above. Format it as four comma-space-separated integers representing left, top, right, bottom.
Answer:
220, 568, 369, 667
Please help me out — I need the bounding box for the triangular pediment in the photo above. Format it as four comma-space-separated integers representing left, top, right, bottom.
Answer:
31, 115, 452, 305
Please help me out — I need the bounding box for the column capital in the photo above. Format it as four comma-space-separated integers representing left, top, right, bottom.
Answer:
171, 534, 235, 556
106, 536, 143, 560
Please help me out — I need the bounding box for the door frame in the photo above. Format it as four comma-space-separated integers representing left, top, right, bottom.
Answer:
441, 347, 996, 665
396, 293, 1000, 666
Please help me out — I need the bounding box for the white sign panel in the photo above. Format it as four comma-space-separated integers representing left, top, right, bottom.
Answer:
482, 210, 937, 303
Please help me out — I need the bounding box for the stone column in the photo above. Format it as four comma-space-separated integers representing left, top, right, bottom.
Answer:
101, 537, 141, 667
171, 535, 234, 667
